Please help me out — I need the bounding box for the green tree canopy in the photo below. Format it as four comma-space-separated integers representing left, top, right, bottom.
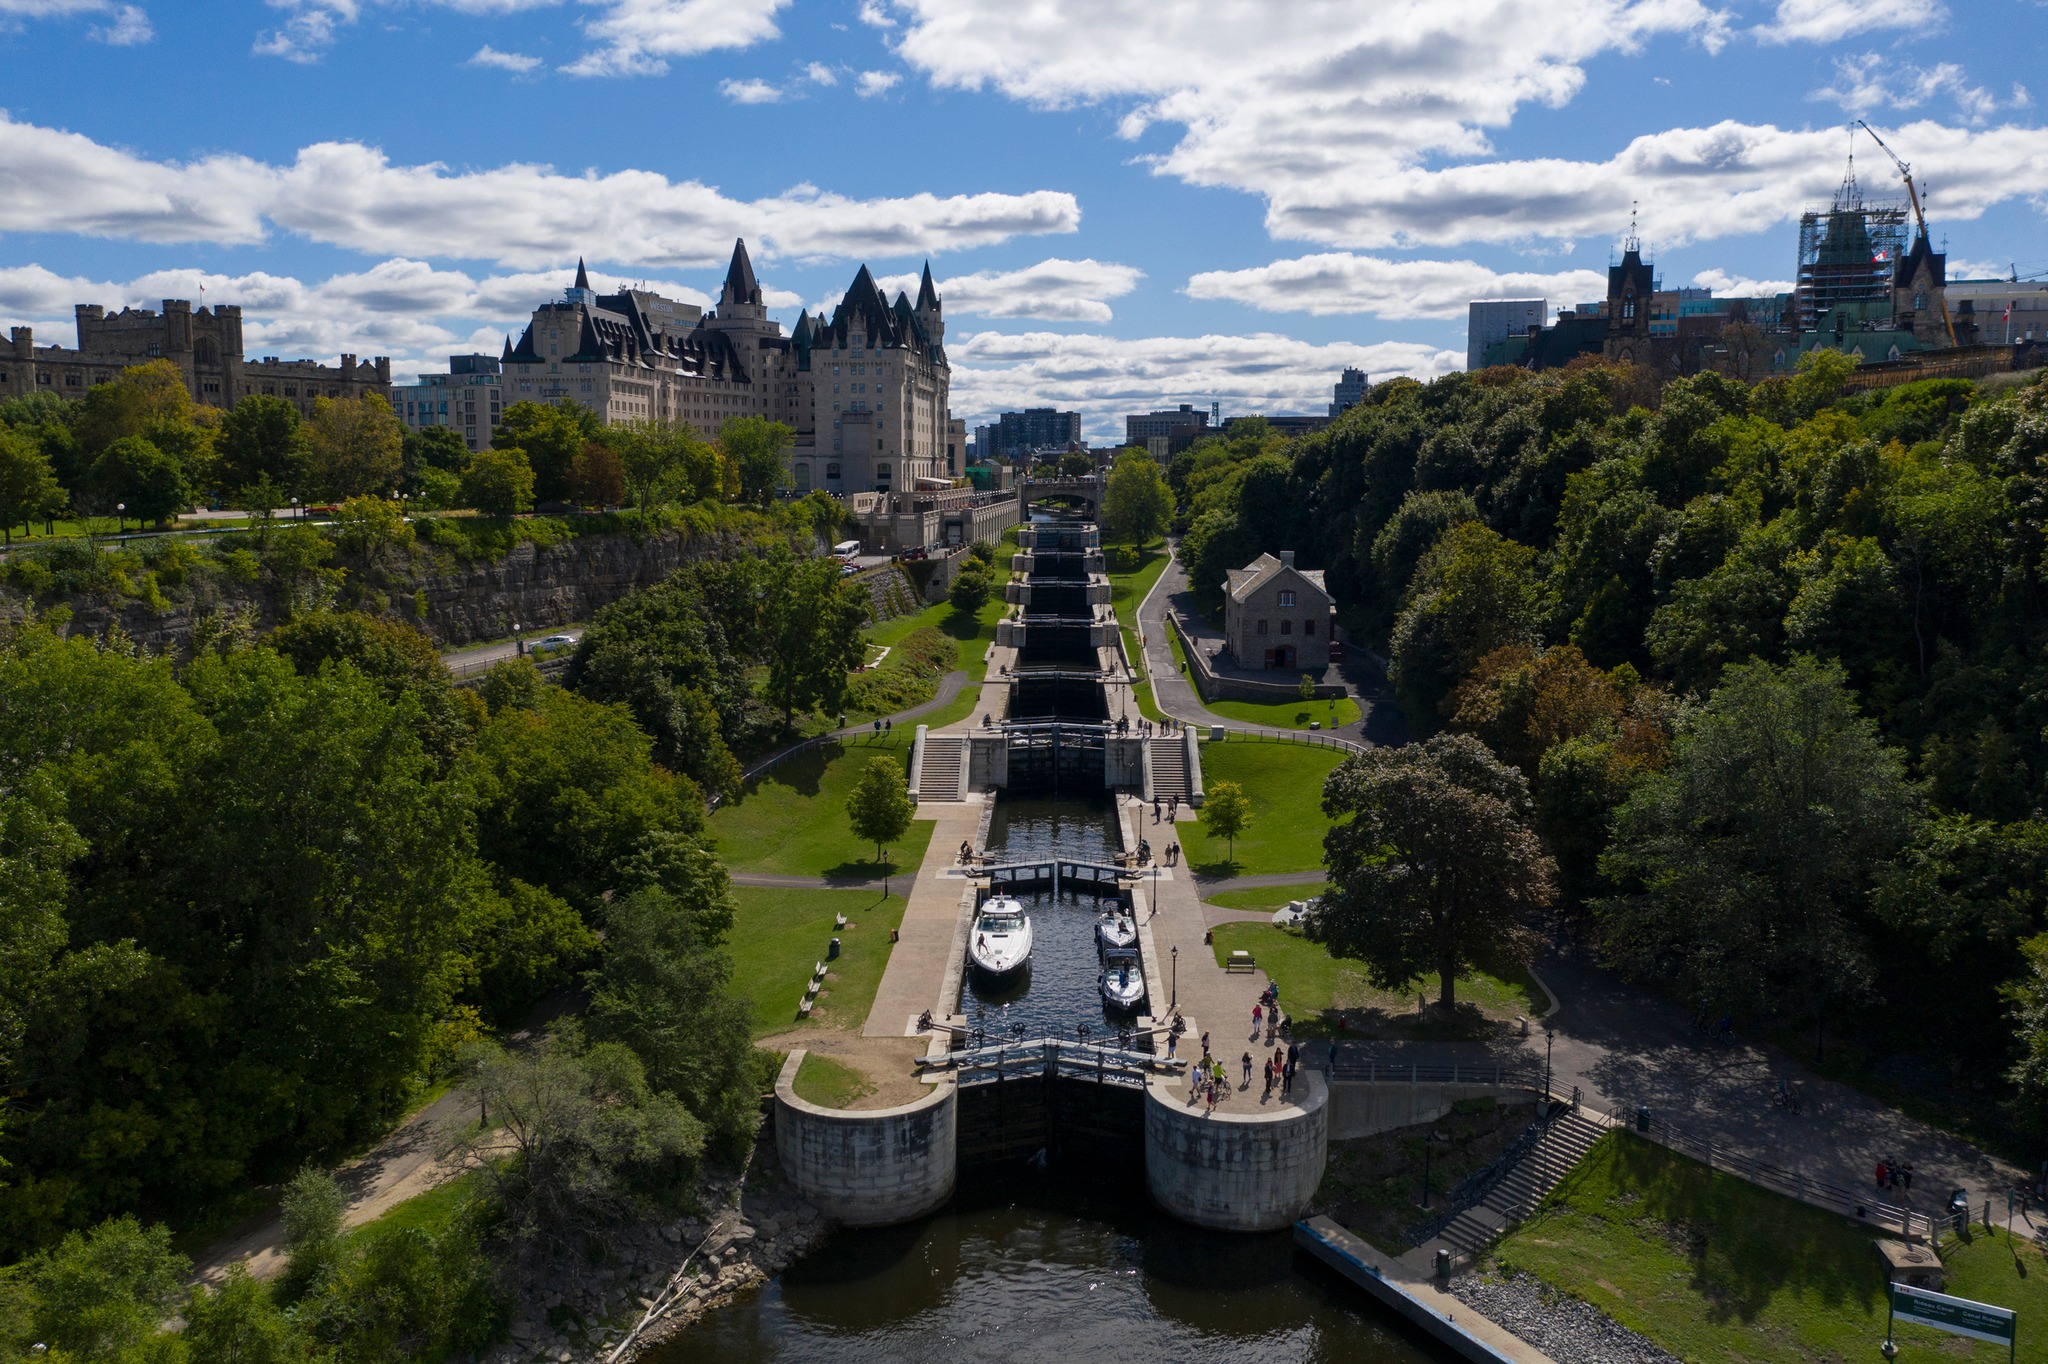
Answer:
306, 393, 404, 501
0, 424, 65, 545
493, 399, 597, 505
718, 415, 793, 505
461, 445, 536, 518
91, 433, 191, 526
847, 756, 912, 865
1101, 448, 1174, 554
1198, 779, 1252, 863
217, 394, 311, 502
1389, 520, 1543, 723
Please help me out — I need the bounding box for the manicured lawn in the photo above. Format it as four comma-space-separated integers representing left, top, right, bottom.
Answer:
345, 1170, 481, 1244
1104, 540, 1167, 628
708, 733, 935, 878
792, 1052, 875, 1108
917, 684, 981, 731
727, 885, 908, 1038
1204, 881, 1327, 912
1204, 694, 1363, 731
861, 556, 1013, 682
1209, 923, 1540, 1027
1178, 740, 1347, 878
1494, 1133, 2048, 1363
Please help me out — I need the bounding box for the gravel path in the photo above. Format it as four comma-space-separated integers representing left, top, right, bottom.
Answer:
1449, 1269, 1681, 1364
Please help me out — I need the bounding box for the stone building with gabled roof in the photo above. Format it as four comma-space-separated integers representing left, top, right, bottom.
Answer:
1223, 550, 1333, 672
449, 239, 951, 495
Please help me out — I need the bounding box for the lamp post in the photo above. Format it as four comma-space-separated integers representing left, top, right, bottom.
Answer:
1170, 944, 1179, 1010
512, 621, 523, 657
116, 502, 125, 533
290, 497, 299, 521
1544, 1022, 1555, 1099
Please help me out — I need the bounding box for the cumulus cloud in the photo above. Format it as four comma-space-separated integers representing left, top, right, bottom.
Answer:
803, 61, 837, 85
565, 0, 789, 77
0, 112, 1081, 268
1186, 253, 1606, 319
253, 0, 355, 62
1813, 53, 2029, 124
949, 329, 1460, 441
719, 77, 783, 104
0, 0, 152, 44
468, 44, 542, 73
1690, 267, 1796, 296
1754, 0, 1945, 45
857, 69, 901, 98
873, 258, 1144, 322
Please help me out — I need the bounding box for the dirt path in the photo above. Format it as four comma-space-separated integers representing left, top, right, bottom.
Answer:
189, 1086, 481, 1287
759, 1026, 928, 1109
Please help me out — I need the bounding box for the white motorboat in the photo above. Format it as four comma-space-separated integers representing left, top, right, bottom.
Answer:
968, 896, 1033, 978
1095, 911, 1137, 952
1099, 948, 1145, 1011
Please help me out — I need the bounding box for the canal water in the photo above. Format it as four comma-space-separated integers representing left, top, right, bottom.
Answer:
960, 797, 1141, 1040
649, 1184, 1447, 1363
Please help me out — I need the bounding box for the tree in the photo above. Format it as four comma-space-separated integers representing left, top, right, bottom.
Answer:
23, 1214, 188, 1360
1315, 733, 1556, 1009
761, 550, 869, 728
400, 423, 470, 484
277, 1166, 346, 1300
847, 756, 912, 866
719, 415, 793, 505
306, 393, 404, 501
91, 434, 190, 526
493, 400, 597, 505
184, 1266, 309, 1364
461, 445, 536, 518
949, 561, 993, 615
1597, 656, 1918, 1052
1199, 779, 1253, 864
1389, 521, 1542, 723
1446, 644, 1629, 776
331, 493, 413, 562
568, 438, 626, 507
216, 395, 310, 502
1101, 448, 1174, 557
0, 425, 65, 545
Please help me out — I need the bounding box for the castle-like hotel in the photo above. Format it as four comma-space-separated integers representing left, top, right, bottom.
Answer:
1, 239, 954, 498
399, 240, 954, 496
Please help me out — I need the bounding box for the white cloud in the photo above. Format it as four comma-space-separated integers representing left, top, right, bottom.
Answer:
467, 44, 542, 73
803, 61, 837, 85
874, 258, 1145, 322
0, 0, 152, 43
565, 0, 790, 77
253, 0, 355, 62
856, 69, 901, 98
90, 3, 148, 43
1690, 267, 1795, 296
857, 0, 893, 27
1186, 253, 1606, 320
1812, 53, 2029, 124
1754, 0, 1945, 45
880, 0, 1738, 249
0, 111, 1082, 267
949, 329, 1460, 439
719, 76, 783, 103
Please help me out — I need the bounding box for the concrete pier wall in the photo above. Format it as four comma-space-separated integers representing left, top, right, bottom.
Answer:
1328, 1082, 1532, 1141
773, 1051, 958, 1228
1144, 1070, 1329, 1231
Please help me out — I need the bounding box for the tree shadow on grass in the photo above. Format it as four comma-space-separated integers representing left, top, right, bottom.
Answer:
1191, 856, 1241, 880
820, 858, 910, 884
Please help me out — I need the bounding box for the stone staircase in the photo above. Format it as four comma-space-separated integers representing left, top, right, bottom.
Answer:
1425, 1109, 1608, 1261
917, 735, 968, 802
1147, 737, 1191, 804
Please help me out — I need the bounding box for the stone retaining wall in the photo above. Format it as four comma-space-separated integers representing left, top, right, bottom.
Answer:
772, 1051, 958, 1228
1144, 1070, 1329, 1231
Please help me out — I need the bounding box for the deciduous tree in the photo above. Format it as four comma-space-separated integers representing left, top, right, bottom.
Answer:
461, 445, 536, 518
306, 393, 404, 501
847, 756, 912, 866
1198, 779, 1252, 864
1101, 448, 1174, 555
719, 415, 792, 505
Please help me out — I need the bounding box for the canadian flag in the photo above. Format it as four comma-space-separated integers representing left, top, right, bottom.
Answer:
2004, 303, 2014, 323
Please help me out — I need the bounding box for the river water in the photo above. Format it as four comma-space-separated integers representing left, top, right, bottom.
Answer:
648, 1184, 1447, 1363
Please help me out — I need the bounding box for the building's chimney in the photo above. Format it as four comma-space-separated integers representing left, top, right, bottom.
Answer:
1280, 550, 1296, 568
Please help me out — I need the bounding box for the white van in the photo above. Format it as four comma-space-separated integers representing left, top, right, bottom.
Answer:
832, 540, 862, 560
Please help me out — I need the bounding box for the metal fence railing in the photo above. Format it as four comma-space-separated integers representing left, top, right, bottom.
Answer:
1327, 1059, 1544, 1088
1209, 727, 1368, 757
1405, 1103, 1566, 1247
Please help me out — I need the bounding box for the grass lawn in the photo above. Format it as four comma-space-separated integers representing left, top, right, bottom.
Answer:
792, 1052, 876, 1108
918, 684, 981, 730
1209, 923, 1540, 1033
1495, 1132, 2048, 1363
728, 885, 908, 1037
1204, 881, 1327, 912
1179, 740, 1347, 878
1104, 540, 1168, 628
862, 573, 1011, 683
708, 732, 936, 878
345, 1170, 481, 1244
1204, 694, 1363, 731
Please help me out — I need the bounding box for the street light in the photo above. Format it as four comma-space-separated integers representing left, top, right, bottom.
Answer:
512, 621, 522, 656
1544, 1021, 1555, 1099
1170, 944, 1179, 1010
116, 502, 125, 533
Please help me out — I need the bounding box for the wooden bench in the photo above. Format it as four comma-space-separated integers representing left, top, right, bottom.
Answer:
1224, 950, 1257, 974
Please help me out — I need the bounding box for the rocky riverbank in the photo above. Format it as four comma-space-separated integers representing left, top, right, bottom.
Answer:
1448, 1267, 1680, 1364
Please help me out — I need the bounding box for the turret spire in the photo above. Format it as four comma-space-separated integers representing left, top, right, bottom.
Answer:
574, 257, 590, 291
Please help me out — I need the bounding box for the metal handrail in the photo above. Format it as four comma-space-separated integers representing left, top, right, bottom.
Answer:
1327, 1060, 1545, 1088
1405, 1104, 1563, 1246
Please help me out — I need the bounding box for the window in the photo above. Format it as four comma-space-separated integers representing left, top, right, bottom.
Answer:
826, 462, 841, 479
876, 463, 892, 478
1304, 620, 1316, 637
1280, 619, 1292, 635
1621, 293, 1636, 323
1256, 619, 1268, 636
1278, 589, 1295, 607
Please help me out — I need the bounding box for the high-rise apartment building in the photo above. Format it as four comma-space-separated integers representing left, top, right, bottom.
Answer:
394, 353, 504, 453
1329, 367, 1369, 416
1466, 300, 1546, 372
1124, 404, 1210, 453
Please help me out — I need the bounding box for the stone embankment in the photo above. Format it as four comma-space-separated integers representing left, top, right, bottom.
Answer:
1448, 1270, 1680, 1364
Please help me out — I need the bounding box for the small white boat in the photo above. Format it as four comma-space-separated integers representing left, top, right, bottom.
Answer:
1099, 948, 1145, 1011
1095, 911, 1137, 951
968, 896, 1033, 977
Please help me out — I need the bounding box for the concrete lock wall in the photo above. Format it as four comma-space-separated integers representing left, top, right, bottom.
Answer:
774, 1051, 958, 1228
1144, 1070, 1330, 1231
1327, 1082, 1533, 1142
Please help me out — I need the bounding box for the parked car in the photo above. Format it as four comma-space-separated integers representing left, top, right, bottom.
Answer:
529, 633, 579, 657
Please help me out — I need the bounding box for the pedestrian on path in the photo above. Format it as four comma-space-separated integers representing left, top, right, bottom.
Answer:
1904, 1162, 1914, 1192
1262, 1057, 1275, 1101
1153, 796, 1161, 822
1282, 1056, 1295, 1098
1876, 1159, 1889, 1192
1166, 1032, 1177, 1060
1252, 1002, 1263, 1037
1287, 1040, 1300, 1072
1201, 1030, 1210, 1057
1241, 1052, 1253, 1088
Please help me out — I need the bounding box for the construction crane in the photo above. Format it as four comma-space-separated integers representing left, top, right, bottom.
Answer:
1856, 119, 1958, 347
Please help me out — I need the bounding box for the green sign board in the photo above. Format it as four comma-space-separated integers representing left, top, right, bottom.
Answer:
1890, 1282, 2017, 1347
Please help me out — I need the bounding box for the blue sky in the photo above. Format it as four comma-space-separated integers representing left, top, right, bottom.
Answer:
0, 0, 2043, 442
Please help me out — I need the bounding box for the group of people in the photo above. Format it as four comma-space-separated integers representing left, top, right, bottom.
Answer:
1255, 982, 1287, 1041
1115, 716, 1190, 737
1152, 794, 1180, 823
1876, 1157, 1916, 1195
1185, 992, 1303, 1113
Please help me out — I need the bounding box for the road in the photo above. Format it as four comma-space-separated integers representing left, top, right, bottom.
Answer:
441, 627, 581, 676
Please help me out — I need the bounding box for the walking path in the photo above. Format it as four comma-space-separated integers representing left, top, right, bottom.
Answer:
733, 669, 973, 786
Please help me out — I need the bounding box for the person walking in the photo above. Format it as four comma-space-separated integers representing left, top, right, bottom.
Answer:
1876, 1159, 1889, 1192
1262, 1057, 1275, 1102
1903, 1161, 1915, 1192
1241, 1051, 1254, 1088
1282, 1055, 1296, 1098
1200, 1030, 1210, 1058
1166, 1031, 1177, 1061
1252, 1002, 1263, 1038
1153, 796, 1161, 823
1287, 1040, 1300, 1073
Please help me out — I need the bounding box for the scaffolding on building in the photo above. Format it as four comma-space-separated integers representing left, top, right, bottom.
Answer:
1794, 162, 1908, 336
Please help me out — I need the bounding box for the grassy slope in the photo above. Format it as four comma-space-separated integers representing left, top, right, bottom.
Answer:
791, 1052, 876, 1108
1203, 694, 1363, 731
1104, 541, 1171, 724
707, 732, 936, 878
1495, 1132, 2048, 1363
1209, 923, 1539, 1026
1204, 881, 1329, 912
727, 885, 909, 1038
1178, 740, 1347, 878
